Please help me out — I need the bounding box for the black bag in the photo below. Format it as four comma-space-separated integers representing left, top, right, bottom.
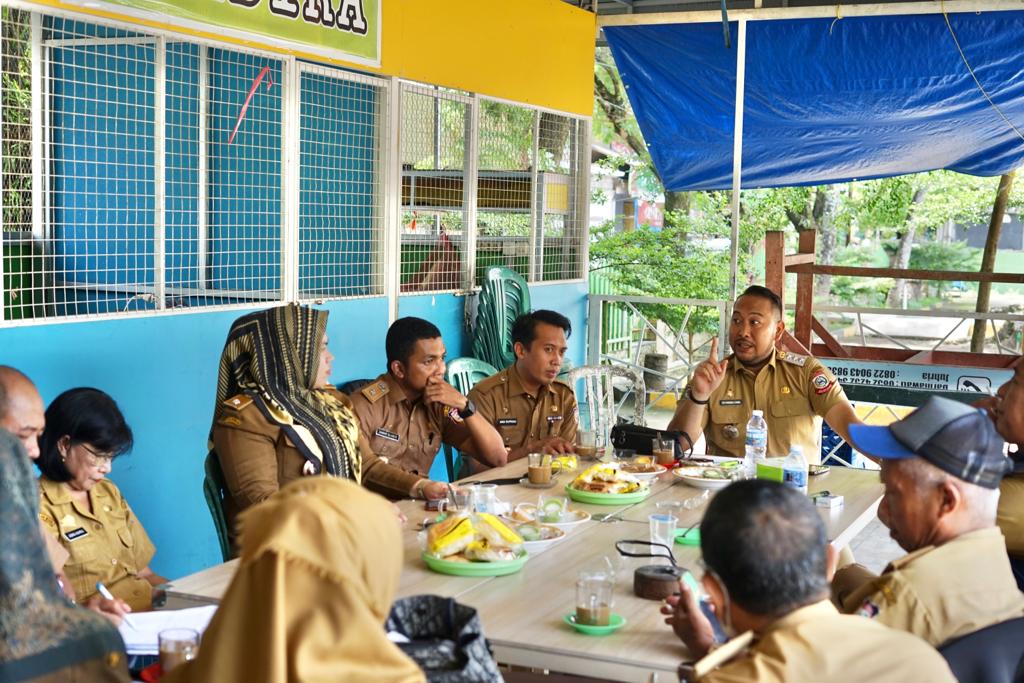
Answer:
386, 595, 503, 683
609, 422, 693, 459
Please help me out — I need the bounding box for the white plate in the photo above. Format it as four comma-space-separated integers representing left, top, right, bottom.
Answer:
509, 523, 567, 555
671, 468, 735, 490
618, 464, 666, 483
510, 504, 591, 530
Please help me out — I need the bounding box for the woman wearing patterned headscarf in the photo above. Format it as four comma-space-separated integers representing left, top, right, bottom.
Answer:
211, 304, 447, 550
163, 477, 425, 683
0, 430, 130, 683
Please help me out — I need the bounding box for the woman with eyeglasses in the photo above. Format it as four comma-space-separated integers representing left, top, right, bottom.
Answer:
36, 387, 166, 611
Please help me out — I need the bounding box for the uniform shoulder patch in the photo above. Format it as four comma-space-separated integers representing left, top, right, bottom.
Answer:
811, 369, 833, 394
779, 351, 808, 367
222, 393, 253, 411
360, 381, 390, 404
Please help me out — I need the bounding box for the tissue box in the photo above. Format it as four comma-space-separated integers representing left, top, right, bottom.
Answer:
813, 493, 844, 509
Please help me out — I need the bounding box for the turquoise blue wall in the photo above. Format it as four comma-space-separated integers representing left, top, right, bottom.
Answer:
0, 282, 586, 578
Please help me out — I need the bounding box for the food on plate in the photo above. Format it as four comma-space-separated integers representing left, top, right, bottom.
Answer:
569, 463, 645, 494
426, 512, 523, 562
677, 458, 743, 481
620, 462, 661, 474
551, 454, 578, 472
513, 522, 563, 543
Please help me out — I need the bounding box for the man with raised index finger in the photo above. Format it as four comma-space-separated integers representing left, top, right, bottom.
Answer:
668, 286, 859, 463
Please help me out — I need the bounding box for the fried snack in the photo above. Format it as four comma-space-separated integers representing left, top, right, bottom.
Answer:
570, 463, 643, 493
427, 513, 475, 557
463, 538, 518, 562
475, 513, 524, 549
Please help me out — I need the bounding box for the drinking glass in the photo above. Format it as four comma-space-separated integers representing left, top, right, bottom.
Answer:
652, 435, 676, 467
648, 513, 677, 559
575, 571, 614, 626
468, 483, 497, 513
159, 628, 199, 673
577, 430, 598, 460
527, 452, 553, 485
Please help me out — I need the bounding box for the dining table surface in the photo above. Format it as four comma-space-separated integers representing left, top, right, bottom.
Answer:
164, 455, 884, 682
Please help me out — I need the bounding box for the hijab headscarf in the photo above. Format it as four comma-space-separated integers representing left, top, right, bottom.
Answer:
0, 430, 128, 683
163, 478, 425, 683
211, 303, 361, 482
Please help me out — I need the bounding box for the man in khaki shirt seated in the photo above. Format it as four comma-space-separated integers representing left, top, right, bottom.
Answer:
0, 365, 129, 624
466, 310, 579, 469
669, 286, 859, 463
835, 396, 1024, 646
978, 359, 1024, 589
663, 479, 954, 682
349, 317, 506, 477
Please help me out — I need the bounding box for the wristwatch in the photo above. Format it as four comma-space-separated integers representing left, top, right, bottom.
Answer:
684, 387, 710, 405
458, 398, 477, 419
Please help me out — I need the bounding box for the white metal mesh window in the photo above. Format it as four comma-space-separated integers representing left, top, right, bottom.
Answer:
298, 65, 386, 299
476, 99, 533, 282
537, 111, 585, 282
399, 84, 468, 293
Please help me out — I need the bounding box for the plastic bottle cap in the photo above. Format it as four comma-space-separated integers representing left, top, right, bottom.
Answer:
751, 410, 763, 417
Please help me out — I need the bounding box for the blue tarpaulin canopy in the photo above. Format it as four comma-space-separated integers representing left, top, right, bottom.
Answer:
605, 12, 1024, 191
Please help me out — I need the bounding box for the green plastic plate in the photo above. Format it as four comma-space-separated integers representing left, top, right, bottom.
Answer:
422, 551, 529, 577
564, 612, 627, 635
675, 527, 701, 546
565, 484, 651, 506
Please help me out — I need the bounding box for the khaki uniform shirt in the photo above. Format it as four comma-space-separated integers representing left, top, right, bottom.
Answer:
833, 526, 1024, 647
348, 373, 473, 476
212, 388, 418, 549
40, 518, 69, 571
699, 350, 847, 464
38, 477, 156, 611
998, 471, 1024, 557
695, 600, 954, 683
469, 365, 578, 454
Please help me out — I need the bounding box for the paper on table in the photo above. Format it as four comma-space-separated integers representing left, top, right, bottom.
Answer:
118, 605, 218, 655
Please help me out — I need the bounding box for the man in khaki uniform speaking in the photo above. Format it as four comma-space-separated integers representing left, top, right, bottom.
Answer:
349, 317, 506, 477
662, 479, 955, 683
834, 396, 1024, 646
669, 285, 859, 463
978, 359, 1024, 589
466, 310, 578, 469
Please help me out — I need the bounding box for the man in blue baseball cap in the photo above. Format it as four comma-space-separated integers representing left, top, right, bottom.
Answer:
833, 396, 1024, 647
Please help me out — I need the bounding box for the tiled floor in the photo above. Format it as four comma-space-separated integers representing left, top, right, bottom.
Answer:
848, 517, 904, 573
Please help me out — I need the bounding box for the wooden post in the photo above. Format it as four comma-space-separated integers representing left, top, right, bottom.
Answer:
971, 171, 1015, 353
764, 230, 785, 302
794, 229, 816, 349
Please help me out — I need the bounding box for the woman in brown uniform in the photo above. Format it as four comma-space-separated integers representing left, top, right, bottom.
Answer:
36, 388, 164, 612
210, 304, 447, 551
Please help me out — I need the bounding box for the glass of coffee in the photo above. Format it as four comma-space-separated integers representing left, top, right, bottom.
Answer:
577, 430, 598, 459
159, 628, 199, 673
652, 435, 676, 467
575, 571, 614, 626
527, 452, 552, 485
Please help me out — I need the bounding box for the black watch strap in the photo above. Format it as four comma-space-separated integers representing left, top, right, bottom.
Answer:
685, 387, 710, 405
458, 398, 477, 419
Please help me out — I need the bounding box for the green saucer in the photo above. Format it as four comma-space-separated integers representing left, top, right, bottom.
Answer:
563, 612, 626, 635
675, 527, 701, 545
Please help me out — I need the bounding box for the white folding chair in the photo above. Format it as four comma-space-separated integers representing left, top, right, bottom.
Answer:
565, 364, 646, 446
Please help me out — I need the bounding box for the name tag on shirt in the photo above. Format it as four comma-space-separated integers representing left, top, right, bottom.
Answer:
547, 415, 563, 423
497, 418, 518, 427
64, 527, 89, 542
374, 428, 400, 442
719, 399, 742, 406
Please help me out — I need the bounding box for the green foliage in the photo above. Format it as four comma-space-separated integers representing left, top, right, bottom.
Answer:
2, 7, 32, 232
907, 241, 981, 299
828, 245, 893, 307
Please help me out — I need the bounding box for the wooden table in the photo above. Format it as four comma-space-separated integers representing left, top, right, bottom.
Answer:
164, 461, 883, 682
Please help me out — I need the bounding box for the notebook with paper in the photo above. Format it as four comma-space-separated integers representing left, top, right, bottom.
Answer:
118, 605, 218, 655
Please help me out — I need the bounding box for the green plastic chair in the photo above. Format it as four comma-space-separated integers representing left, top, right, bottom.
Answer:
203, 451, 233, 562
442, 357, 499, 481
471, 267, 531, 371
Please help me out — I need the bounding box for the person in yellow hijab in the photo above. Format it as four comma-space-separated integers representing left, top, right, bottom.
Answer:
162, 477, 424, 683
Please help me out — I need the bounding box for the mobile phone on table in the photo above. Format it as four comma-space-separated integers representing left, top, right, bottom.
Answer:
680, 569, 727, 644
809, 464, 831, 476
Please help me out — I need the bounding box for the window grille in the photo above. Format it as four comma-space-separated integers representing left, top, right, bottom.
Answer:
0, 6, 589, 326
399, 84, 468, 294
298, 64, 388, 299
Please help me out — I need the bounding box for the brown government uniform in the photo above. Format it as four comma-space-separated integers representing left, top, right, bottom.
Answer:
37, 477, 156, 611
698, 349, 847, 465
832, 526, 1024, 647
212, 388, 420, 549
468, 365, 578, 457
348, 372, 474, 476
999, 470, 1024, 561
692, 600, 955, 683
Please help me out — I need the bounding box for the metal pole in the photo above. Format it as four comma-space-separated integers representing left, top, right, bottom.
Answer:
728, 20, 747, 303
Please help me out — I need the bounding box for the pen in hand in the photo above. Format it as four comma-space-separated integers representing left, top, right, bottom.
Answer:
96, 582, 135, 630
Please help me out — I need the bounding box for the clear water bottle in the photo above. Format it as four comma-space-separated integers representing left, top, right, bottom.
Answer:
783, 445, 809, 494
744, 410, 768, 478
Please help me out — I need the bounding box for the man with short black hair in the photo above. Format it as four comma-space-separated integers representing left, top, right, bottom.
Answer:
669, 285, 859, 463
835, 396, 1024, 646
467, 310, 578, 467
664, 479, 954, 682
349, 317, 506, 476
